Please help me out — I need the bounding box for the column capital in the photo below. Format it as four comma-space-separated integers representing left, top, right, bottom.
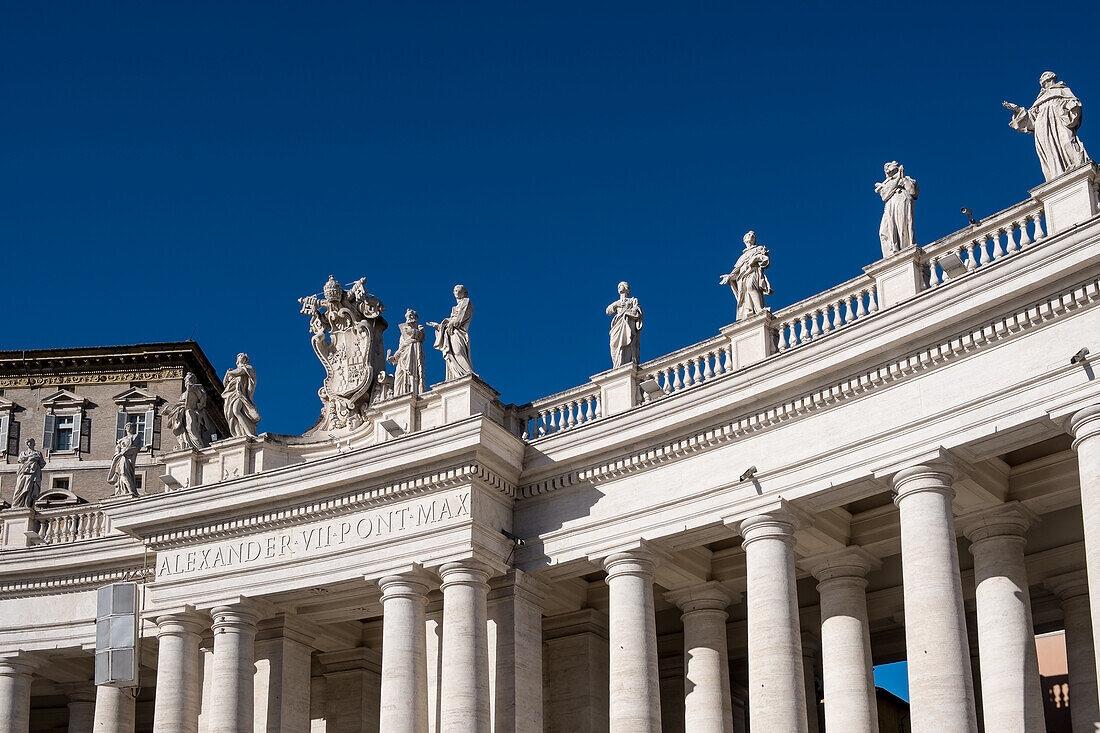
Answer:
958, 502, 1038, 544
891, 461, 957, 505
437, 558, 494, 590
379, 569, 434, 601
664, 580, 738, 613
738, 508, 799, 548
57, 682, 97, 703
803, 546, 881, 583
1068, 404, 1100, 448
601, 546, 657, 579
0, 655, 39, 677
210, 600, 265, 633
1044, 569, 1090, 601
154, 611, 208, 637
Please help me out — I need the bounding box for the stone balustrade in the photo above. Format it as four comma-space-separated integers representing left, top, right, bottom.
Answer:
771, 276, 880, 353
923, 199, 1046, 288
520, 383, 602, 438
36, 506, 111, 544
640, 332, 733, 399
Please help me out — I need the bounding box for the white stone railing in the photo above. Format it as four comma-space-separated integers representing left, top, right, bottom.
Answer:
922, 199, 1046, 287
770, 275, 880, 353
37, 505, 111, 544
520, 382, 602, 438
640, 332, 733, 398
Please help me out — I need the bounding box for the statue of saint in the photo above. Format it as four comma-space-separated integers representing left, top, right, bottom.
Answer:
720, 231, 773, 321
222, 353, 261, 438
107, 422, 141, 498
606, 281, 643, 368
388, 309, 426, 396
164, 372, 208, 450
428, 285, 474, 380
876, 161, 919, 257
1004, 72, 1090, 182
12, 438, 45, 508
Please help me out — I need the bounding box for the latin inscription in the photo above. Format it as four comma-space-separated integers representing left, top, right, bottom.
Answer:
156, 489, 470, 580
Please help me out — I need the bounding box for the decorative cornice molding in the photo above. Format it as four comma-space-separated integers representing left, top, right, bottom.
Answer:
0, 564, 153, 599
142, 461, 515, 549
519, 274, 1100, 499
0, 367, 184, 389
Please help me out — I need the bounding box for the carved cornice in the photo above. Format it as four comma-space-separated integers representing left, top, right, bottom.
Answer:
519, 274, 1100, 499
143, 461, 515, 550
0, 565, 153, 599
0, 367, 183, 389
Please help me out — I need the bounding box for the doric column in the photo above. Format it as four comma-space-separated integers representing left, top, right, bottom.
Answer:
0, 656, 39, 733
738, 509, 808, 733
892, 462, 978, 732
960, 503, 1044, 732
439, 560, 493, 733
93, 685, 136, 733
64, 686, 97, 733
253, 615, 315, 733
208, 603, 262, 733
153, 613, 206, 733
1045, 570, 1100, 733
487, 570, 545, 733
1068, 405, 1100, 682
665, 582, 735, 733
602, 548, 662, 733
808, 548, 880, 733
378, 572, 431, 733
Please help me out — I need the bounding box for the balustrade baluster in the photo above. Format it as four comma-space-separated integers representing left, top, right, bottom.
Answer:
845, 296, 856, 324
810, 310, 822, 338
978, 236, 991, 266
704, 353, 715, 380
832, 300, 844, 329
1007, 223, 1020, 253
1034, 212, 1046, 241
966, 241, 978, 270
566, 402, 576, 428
673, 365, 684, 392
690, 357, 701, 386
1019, 217, 1033, 247
594, 395, 602, 419
992, 229, 1006, 259
856, 293, 868, 318
820, 306, 832, 334
929, 258, 941, 287
583, 398, 592, 423
868, 286, 879, 313
777, 323, 789, 351
802, 314, 813, 343
548, 409, 558, 434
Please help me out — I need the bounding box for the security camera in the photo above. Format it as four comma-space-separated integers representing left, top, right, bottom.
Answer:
739, 465, 758, 482
961, 207, 977, 225
1071, 347, 1090, 365
500, 529, 525, 547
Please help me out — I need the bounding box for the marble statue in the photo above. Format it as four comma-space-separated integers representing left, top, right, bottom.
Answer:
1004, 72, 1090, 182
428, 285, 474, 380
299, 276, 388, 430
164, 372, 209, 450
388, 309, 426, 396
107, 422, 141, 498
222, 353, 261, 438
606, 281, 644, 367
876, 161, 919, 257
721, 231, 773, 321
12, 438, 45, 508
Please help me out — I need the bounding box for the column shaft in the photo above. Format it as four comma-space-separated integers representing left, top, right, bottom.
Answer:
153, 614, 206, 733
739, 510, 808, 733
666, 583, 734, 733
0, 658, 37, 733
439, 560, 492, 733
66, 690, 97, 733
379, 573, 430, 733
893, 463, 977, 732
1069, 405, 1100, 685
1046, 571, 1100, 733
603, 549, 662, 733
208, 605, 261, 733
94, 685, 136, 733
963, 506, 1044, 732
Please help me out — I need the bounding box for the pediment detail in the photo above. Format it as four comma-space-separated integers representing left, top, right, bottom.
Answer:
112, 387, 159, 408
40, 389, 89, 409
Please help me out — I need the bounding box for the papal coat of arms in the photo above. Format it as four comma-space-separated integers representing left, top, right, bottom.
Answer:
299, 276, 388, 430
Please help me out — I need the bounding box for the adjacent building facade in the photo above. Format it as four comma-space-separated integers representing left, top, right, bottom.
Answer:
4, 164, 1100, 733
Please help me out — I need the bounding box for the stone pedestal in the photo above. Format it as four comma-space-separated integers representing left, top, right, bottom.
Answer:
719, 311, 775, 372
153, 613, 207, 733
738, 509, 808, 733
209, 603, 262, 733
487, 570, 545, 733
603, 548, 662, 733
1045, 571, 1100, 733
427, 375, 502, 428
960, 504, 1044, 733
253, 615, 314, 733
162, 449, 202, 491
0, 656, 38, 733
318, 648, 381, 733
1029, 162, 1099, 236
591, 364, 640, 418
1, 509, 37, 548
892, 462, 977, 732
378, 572, 431, 733
439, 560, 493, 733
664, 582, 735, 733
374, 393, 420, 444
807, 548, 880, 733
863, 245, 924, 310
94, 684, 136, 733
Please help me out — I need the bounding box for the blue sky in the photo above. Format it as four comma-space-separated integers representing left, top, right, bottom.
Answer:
4, 0, 1090, 703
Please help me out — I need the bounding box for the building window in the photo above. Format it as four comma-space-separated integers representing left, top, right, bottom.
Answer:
134, 472, 144, 491
126, 413, 146, 443
51, 476, 70, 491
55, 415, 75, 451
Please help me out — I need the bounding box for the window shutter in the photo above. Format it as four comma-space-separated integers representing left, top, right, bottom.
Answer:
0, 416, 8, 456
152, 412, 162, 451
78, 412, 91, 453
8, 420, 19, 457
42, 414, 56, 452
115, 412, 127, 443
143, 409, 154, 449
